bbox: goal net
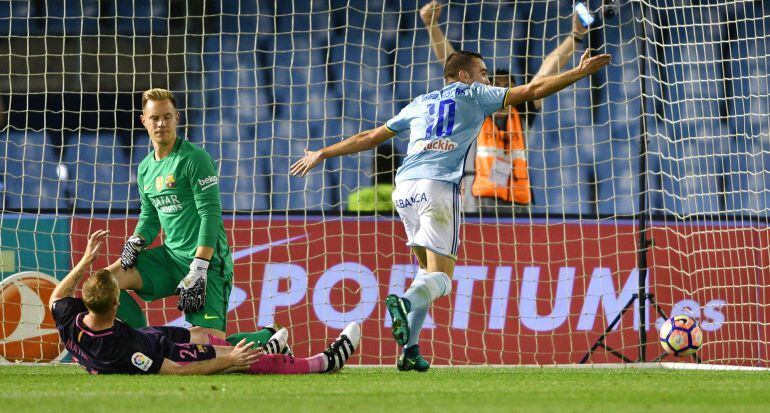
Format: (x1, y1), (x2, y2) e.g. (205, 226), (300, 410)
(1, 0), (768, 367)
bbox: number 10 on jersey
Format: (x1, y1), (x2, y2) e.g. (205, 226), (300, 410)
(425, 99), (456, 139)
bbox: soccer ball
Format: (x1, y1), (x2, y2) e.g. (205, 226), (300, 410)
(659, 315), (703, 356)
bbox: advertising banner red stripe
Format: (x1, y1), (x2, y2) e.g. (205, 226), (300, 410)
(70, 217), (769, 366)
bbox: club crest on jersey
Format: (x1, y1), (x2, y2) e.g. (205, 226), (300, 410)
(154, 175), (175, 191)
(409, 138), (457, 155)
(155, 176), (164, 191)
(131, 352), (153, 371)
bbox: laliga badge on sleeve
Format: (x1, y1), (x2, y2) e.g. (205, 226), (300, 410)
(131, 352), (154, 371)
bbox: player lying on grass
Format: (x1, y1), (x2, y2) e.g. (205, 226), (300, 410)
(291, 43), (610, 372)
(51, 230), (360, 375)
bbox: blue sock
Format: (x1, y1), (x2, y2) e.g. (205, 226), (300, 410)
(405, 305), (428, 349)
(401, 268), (429, 351)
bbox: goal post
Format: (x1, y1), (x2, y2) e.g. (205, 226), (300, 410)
(1, 0), (769, 367)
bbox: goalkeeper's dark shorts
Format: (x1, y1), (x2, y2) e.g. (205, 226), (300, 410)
(134, 246), (232, 332)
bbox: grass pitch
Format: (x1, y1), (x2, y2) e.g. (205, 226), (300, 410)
(1, 365), (769, 413)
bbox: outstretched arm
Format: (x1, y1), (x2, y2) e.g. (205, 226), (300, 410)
(420, 1), (456, 66)
(504, 49), (610, 108)
(290, 125), (396, 177)
(50, 230), (109, 307)
(159, 339), (260, 375)
(530, 13), (589, 110)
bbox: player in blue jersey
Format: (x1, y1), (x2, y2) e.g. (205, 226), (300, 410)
(291, 46), (610, 371)
(50, 230), (361, 375)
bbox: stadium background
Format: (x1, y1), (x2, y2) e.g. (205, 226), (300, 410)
(1, 0), (769, 366)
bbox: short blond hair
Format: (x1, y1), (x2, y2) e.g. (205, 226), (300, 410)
(82, 269), (119, 314)
(142, 88), (177, 110)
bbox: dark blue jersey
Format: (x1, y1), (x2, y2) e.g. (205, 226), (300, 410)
(52, 297), (214, 374)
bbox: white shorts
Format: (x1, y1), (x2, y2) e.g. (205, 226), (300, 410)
(392, 179), (461, 260)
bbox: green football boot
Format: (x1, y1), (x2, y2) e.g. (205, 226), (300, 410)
(397, 352), (430, 372)
(385, 294), (410, 346)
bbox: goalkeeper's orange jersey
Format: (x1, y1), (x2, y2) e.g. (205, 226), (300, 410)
(135, 137), (233, 274)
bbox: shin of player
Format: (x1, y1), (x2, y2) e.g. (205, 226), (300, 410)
(206, 324), (361, 375)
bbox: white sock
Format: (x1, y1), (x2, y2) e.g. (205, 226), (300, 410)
(406, 306), (428, 349)
(404, 269), (428, 349)
(402, 271), (452, 313)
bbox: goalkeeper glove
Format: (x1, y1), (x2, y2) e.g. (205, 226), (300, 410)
(120, 235), (146, 270)
(175, 257), (209, 313)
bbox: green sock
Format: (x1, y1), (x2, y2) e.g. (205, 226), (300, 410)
(116, 291), (147, 328)
(226, 328), (275, 349)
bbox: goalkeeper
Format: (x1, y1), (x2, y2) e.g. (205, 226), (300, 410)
(104, 88), (235, 341)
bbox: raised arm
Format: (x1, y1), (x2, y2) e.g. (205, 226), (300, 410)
(530, 13), (589, 110)
(50, 230), (109, 307)
(420, 1), (456, 66)
(290, 125), (396, 177)
(504, 49), (610, 108)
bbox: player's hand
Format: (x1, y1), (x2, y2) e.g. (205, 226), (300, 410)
(82, 230), (109, 265)
(120, 234), (146, 270)
(289, 149), (324, 177)
(572, 9), (589, 35)
(227, 339), (262, 369)
(576, 49), (611, 76)
(175, 258), (209, 312)
(420, 1), (443, 27)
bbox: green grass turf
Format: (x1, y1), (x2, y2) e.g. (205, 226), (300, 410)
(1, 365), (769, 413)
